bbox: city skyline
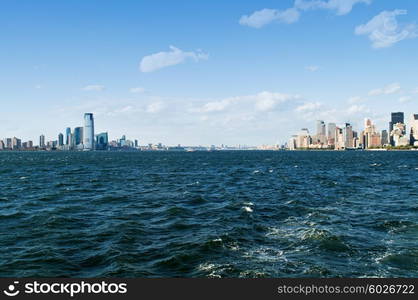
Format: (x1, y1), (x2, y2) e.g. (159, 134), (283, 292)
(1, 0), (418, 145)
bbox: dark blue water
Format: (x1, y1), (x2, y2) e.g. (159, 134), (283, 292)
(0, 151), (417, 277)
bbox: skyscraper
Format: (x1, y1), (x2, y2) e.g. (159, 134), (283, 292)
(58, 133), (64, 146)
(96, 132), (108, 150)
(343, 123), (354, 148)
(410, 114), (418, 146)
(316, 120), (326, 145)
(39, 135), (45, 148)
(74, 127), (84, 146)
(66, 127), (71, 145)
(83, 113), (94, 151)
(389, 112), (404, 146)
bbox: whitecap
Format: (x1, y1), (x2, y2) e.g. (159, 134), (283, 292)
(242, 206), (253, 213)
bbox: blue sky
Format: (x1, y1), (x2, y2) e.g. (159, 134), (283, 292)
(1, 0), (418, 145)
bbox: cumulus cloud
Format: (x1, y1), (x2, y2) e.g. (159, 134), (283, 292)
(368, 82), (401, 96)
(295, 102), (322, 112)
(295, 0), (371, 15)
(347, 104), (370, 114)
(193, 91), (300, 113)
(355, 10), (417, 48)
(139, 46), (208, 72)
(239, 0), (369, 28)
(239, 8), (300, 28)
(130, 87), (146, 93)
(83, 85), (105, 91)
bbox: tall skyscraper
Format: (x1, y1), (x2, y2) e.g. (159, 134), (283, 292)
(58, 133), (64, 146)
(343, 123), (354, 149)
(327, 123), (336, 143)
(410, 114), (418, 146)
(74, 127), (84, 145)
(389, 112), (404, 146)
(65, 127), (71, 145)
(381, 130), (388, 146)
(39, 135), (45, 148)
(83, 113), (94, 150)
(316, 120), (326, 144)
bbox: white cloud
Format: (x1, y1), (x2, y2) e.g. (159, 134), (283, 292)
(240, 0), (369, 28)
(254, 91), (297, 111)
(192, 91), (299, 113)
(83, 85), (105, 91)
(355, 10), (417, 48)
(399, 96), (412, 103)
(295, 0), (371, 16)
(347, 104), (370, 114)
(130, 87), (146, 93)
(295, 102), (322, 112)
(139, 46), (208, 72)
(305, 65), (319, 72)
(239, 8), (300, 28)
(368, 82), (401, 96)
(146, 102), (165, 113)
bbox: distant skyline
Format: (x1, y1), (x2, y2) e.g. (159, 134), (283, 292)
(1, 0), (418, 145)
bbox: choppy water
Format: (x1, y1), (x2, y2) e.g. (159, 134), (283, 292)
(0, 151), (418, 277)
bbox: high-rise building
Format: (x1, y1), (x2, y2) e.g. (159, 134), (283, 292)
(12, 137), (21, 150)
(39, 135), (45, 148)
(58, 133), (64, 146)
(391, 122), (408, 146)
(83, 113), (95, 150)
(96, 132), (108, 150)
(65, 127), (71, 145)
(389, 112), (404, 146)
(0, 140), (4, 150)
(316, 120), (326, 145)
(381, 130), (388, 146)
(4, 138), (12, 149)
(410, 114), (418, 146)
(74, 127), (84, 146)
(28, 141), (33, 148)
(134, 139), (138, 148)
(327, 123), (336, 146)
(296, 128), (311, 148)
(343, 123), (354, 149)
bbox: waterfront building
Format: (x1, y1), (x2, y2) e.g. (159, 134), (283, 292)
(410, 114), (418, 146)
(83, 113), (95, 150)
(381, 130), (388, 146)
(343, 123), (354, 148)
(58, 133), (64, 147)
(0, 140), (4, 150)
(39, 135), (45, 148)
(28, 141), (33, 148)
(288, 135), (297, 150)
(315, 120), (326, 145)
(74, 127), (83, 146)
(135, 139), (138, 148)
(5, 138), (12, 149)
(12, 137), (21, 150)
(389, 112), (404, 145)
(362, 118), (381, 149)
(65, 127), (71, 145)
(327, 123), (336, 147)
(390, 122), (409, 146)
(296, 128), (311, 148)
(96, 132), (109, 150)
(335, 127), (345, 150)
